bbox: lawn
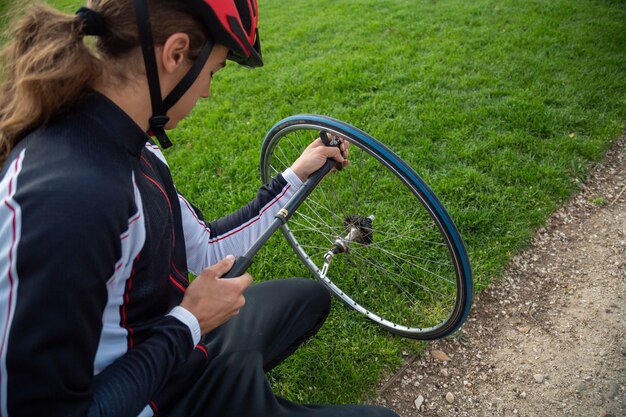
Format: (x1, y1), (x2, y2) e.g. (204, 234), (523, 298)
(5, 0), (625, 405)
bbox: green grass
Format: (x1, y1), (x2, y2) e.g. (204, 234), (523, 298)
(6, 0), (626, 405)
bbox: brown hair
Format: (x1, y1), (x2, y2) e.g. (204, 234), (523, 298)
(0, 0), (208, 166)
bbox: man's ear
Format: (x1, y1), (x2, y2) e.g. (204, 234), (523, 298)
(160, 33), (191, 74)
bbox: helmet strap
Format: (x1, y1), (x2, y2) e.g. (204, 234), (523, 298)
(163, 40), (213, 111)
(133, 0), (214, 149)
(133, 0), (171, 148)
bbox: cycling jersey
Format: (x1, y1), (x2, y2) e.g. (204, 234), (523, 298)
(0, 92), (303, 417)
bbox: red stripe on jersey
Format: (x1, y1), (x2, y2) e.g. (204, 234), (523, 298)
(209, 184), (291, 243)
(169, 276), (187, 293)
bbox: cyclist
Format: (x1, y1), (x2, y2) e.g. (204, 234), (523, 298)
(0, 1), (398, 416)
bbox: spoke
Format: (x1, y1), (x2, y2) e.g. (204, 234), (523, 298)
(350, 241), (453, 268)
(295, 204), (338, 233)
(289, 214), (336, 244)
(304, 248), (332, 260)
(287, 223), (341, 235)
(374, 217), (445, 245)
(298, 195), (343, 227)
(346, 254), (421, 308)
(378, 219), (438, 237)
(342, 252), (431, 325)
(346, 249), (452, 298)
(287, 224), (342, 241)
(323, 175), (343, 216)
(354, 147), (368, 214)
(312, 170), (339, 213)
(348, 232), (452, 266)
(291, 131), (310, 155)
(297, 243), (336, 255)
(290, 213), (343, 240)
(361, 243), (456, 285)
(339, 253), (443, 325)
(349, 147), (359, 214)
(297, 203), (339, 230)
(274, 144), (294, 168)
(368, 229), (448, 248)
(362, 234), (446, 252)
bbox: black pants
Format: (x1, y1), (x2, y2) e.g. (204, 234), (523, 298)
(155, 278), (399, 417)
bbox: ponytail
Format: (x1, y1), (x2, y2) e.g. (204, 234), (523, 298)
(0, 0), (209, 167)
(0, 4), (102, 166)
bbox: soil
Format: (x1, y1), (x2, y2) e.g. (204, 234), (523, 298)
(374, 135), (626, 417)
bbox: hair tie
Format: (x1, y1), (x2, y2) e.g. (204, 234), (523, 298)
(76, 7), (105, 36)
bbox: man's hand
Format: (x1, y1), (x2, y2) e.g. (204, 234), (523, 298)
(180, 255), (252, 335)
(290, 137), (350, 182)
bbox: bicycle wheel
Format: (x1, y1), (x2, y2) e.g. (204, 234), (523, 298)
(260, 115), (473, 339)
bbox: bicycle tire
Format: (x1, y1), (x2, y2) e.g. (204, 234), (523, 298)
(260, 115), (473, 339)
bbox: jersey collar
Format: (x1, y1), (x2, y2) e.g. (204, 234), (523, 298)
(80, 92), (152, 158)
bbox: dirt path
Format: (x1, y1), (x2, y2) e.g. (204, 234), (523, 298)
(374, 136), (626, 417)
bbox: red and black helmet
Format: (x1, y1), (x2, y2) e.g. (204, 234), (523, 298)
(187, 0), (262, 68)
(133, 0), (263, 148)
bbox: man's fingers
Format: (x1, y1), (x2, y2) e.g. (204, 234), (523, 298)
(207, 257), (255, 284)
(339, 141), (349, 159)
(230, 273), (253, 290)
(326, 146), (346, 168)
(209, 255), (236, 277)
(221, 274), (252, 312)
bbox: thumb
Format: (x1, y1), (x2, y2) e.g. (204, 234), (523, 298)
(213, 255), (236, 277)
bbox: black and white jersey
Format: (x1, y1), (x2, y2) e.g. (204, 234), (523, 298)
(0, 92), (302, 417)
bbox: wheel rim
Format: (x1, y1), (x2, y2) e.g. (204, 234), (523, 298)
(261, 119), (471, 339)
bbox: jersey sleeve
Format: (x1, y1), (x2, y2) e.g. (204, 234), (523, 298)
(0, 149), (193, 417)
(179, 168), (303, 275)
(86, 315), (193, 417)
